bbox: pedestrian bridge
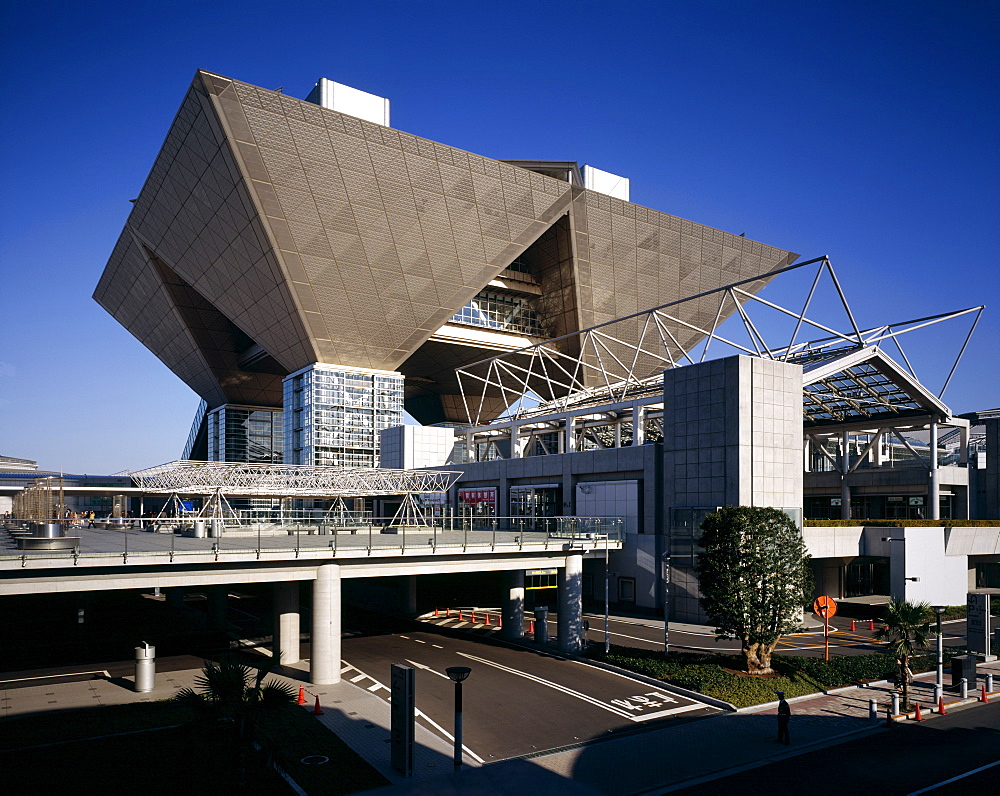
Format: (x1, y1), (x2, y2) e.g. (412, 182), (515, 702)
(1, 517), (623, 685)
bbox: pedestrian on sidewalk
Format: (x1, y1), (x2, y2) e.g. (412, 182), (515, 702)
(776, 692), (791, 745)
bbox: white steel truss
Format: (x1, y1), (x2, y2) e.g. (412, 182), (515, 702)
(130, 460), (460, 498)
(455, 256), (984, 426)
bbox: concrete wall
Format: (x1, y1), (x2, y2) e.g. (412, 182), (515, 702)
(663, 355), (803, 513)
(575, 480), (639, 533)
(865, 526), (970, 605)
(380, 425), (455, 469)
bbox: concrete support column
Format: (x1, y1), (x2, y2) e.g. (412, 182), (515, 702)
(841, 430), (851, 520)
(565, 415), (576, 453)
(511, 424), (520, 458)
(466, 433), (476, 463)
(311, 562), (342, 685)
(208, 585), (228, 631)
(614, 419), (622, 449)
(929, 420), (940, 520)
(401, 575), (417, 615)
(803, 437), (810, 472)
(273, 582), (300, 665)
(557, 554), (584, 654)
(501, 570), (525, 641)
(632, 406), (645, 446)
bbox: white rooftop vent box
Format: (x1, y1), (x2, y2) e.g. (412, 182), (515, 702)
(306, 78), (390, 127)
(583, 164), (630, 202)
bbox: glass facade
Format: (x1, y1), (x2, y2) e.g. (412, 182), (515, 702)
(207, 405), (284, 463)
(450, 289), (545, 337)
(283, 364), (403, 467)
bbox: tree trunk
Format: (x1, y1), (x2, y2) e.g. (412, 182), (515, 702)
(900, 658), (910, 709)
(744, 640), (777, 675)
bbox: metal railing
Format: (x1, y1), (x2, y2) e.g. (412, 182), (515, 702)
(0, 516), (623, 566)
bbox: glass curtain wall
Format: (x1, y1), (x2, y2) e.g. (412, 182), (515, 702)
(283, 364), (403, 467)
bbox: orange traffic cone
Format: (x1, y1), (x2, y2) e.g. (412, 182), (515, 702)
(297, 686), (307, 705)
(938, 695), (946, 715)
(982, 685), (989, 703)
(434, 607), (439, 617)
(446, 607), (451, 618)
(485, 613), (491, 625)
(313, 696), (324, 715)
(459, 610), (464, 621)
(913, 703), (923, 721)
(529, 619), (535, 634)
(471, 611), (477, 623)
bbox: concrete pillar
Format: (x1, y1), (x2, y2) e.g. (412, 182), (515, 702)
(841, 430), (851, 520)
(274, 581), (300, 665)
(557, 554), (584, 654)
(511, 424), (521, 458)
(466, 433), (476, 463)
(311, 562), (342, 684)
(929, 420), (940, 520)
(565, 414), (576, 453)
(614, 419), (622, 449)
(208, 585), (228, 631)
(501, 570), (525, 641)
(401, 575), (418, 615)
(632, 406), (645, 446)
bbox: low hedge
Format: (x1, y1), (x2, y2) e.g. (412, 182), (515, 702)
(587, 646), (953, 708)
(804, 519), (999, 527)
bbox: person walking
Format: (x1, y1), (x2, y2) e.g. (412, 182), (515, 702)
(776, 692), (791, 745)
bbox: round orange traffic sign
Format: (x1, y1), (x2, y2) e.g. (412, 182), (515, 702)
(813, 595), (837, 618)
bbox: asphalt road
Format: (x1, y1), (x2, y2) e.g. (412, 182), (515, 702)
(674, 700), (1000, 795)
(425, 608), (972, 658)
(339, 626), (718, 761)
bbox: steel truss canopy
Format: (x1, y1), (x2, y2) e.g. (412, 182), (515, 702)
(455, 256), (984, 428)
(129, 461), (460, 497)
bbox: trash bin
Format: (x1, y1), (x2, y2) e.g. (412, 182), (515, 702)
(210, 519), (223, 538)
(951, 655), (976, 688)
(192, 521), (206, 538)
(135, 643), (155, 693)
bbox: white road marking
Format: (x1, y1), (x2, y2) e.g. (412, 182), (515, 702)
(453, 621), (469, 628)
(413, 639), (426, 643)
(341, 660), (485, 764)
(0, 670), (111, 684)
(341, 664), (354, 673)
(404, 659), (450, 679)
(399, 635), (410, 640)
(907, 759), (1000, 794)
(456, 652), (644, 721)
(350, 674), (367, 683)
(432, 644), (443, 649)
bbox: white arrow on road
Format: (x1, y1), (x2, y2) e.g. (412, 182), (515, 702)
(404, 659), (450, 679)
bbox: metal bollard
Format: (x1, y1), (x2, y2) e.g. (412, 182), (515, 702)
(135, 642), (155, 693)
(534, 607), (549, 644)
(869, 698), (878, 722)
(934, 683), (942, 704)
(960, 678), (968, 699)
(891, 692), (900, 716)
(988, 674), (994, 693)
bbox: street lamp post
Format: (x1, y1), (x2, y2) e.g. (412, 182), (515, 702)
(604, 531), (610, 654)
(445, 666), (471, 771)
(932, 605), (947, 692)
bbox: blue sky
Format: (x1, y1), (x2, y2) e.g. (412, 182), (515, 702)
(1, 0), (997, 473)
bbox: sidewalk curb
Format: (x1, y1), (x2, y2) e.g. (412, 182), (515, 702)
(641, 724), (888, 794)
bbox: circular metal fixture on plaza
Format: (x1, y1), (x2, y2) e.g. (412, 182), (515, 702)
(300, 755), (329, 766)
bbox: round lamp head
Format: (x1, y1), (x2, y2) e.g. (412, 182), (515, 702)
(446, 666), (472, 683)
(932, 605), (947, 615)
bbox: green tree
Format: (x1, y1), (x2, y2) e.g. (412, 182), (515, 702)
(175, 655), (298, 784)
(873, 599), (931, 708)
(696, 506), (812, 675)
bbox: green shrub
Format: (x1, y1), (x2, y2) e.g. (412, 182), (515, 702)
(804, 519), (999, 527)
(588, 646), (948, 708)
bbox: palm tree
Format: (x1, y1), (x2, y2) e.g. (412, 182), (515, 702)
(873, 599), (932, 709)
(175, 654), (298, 784)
